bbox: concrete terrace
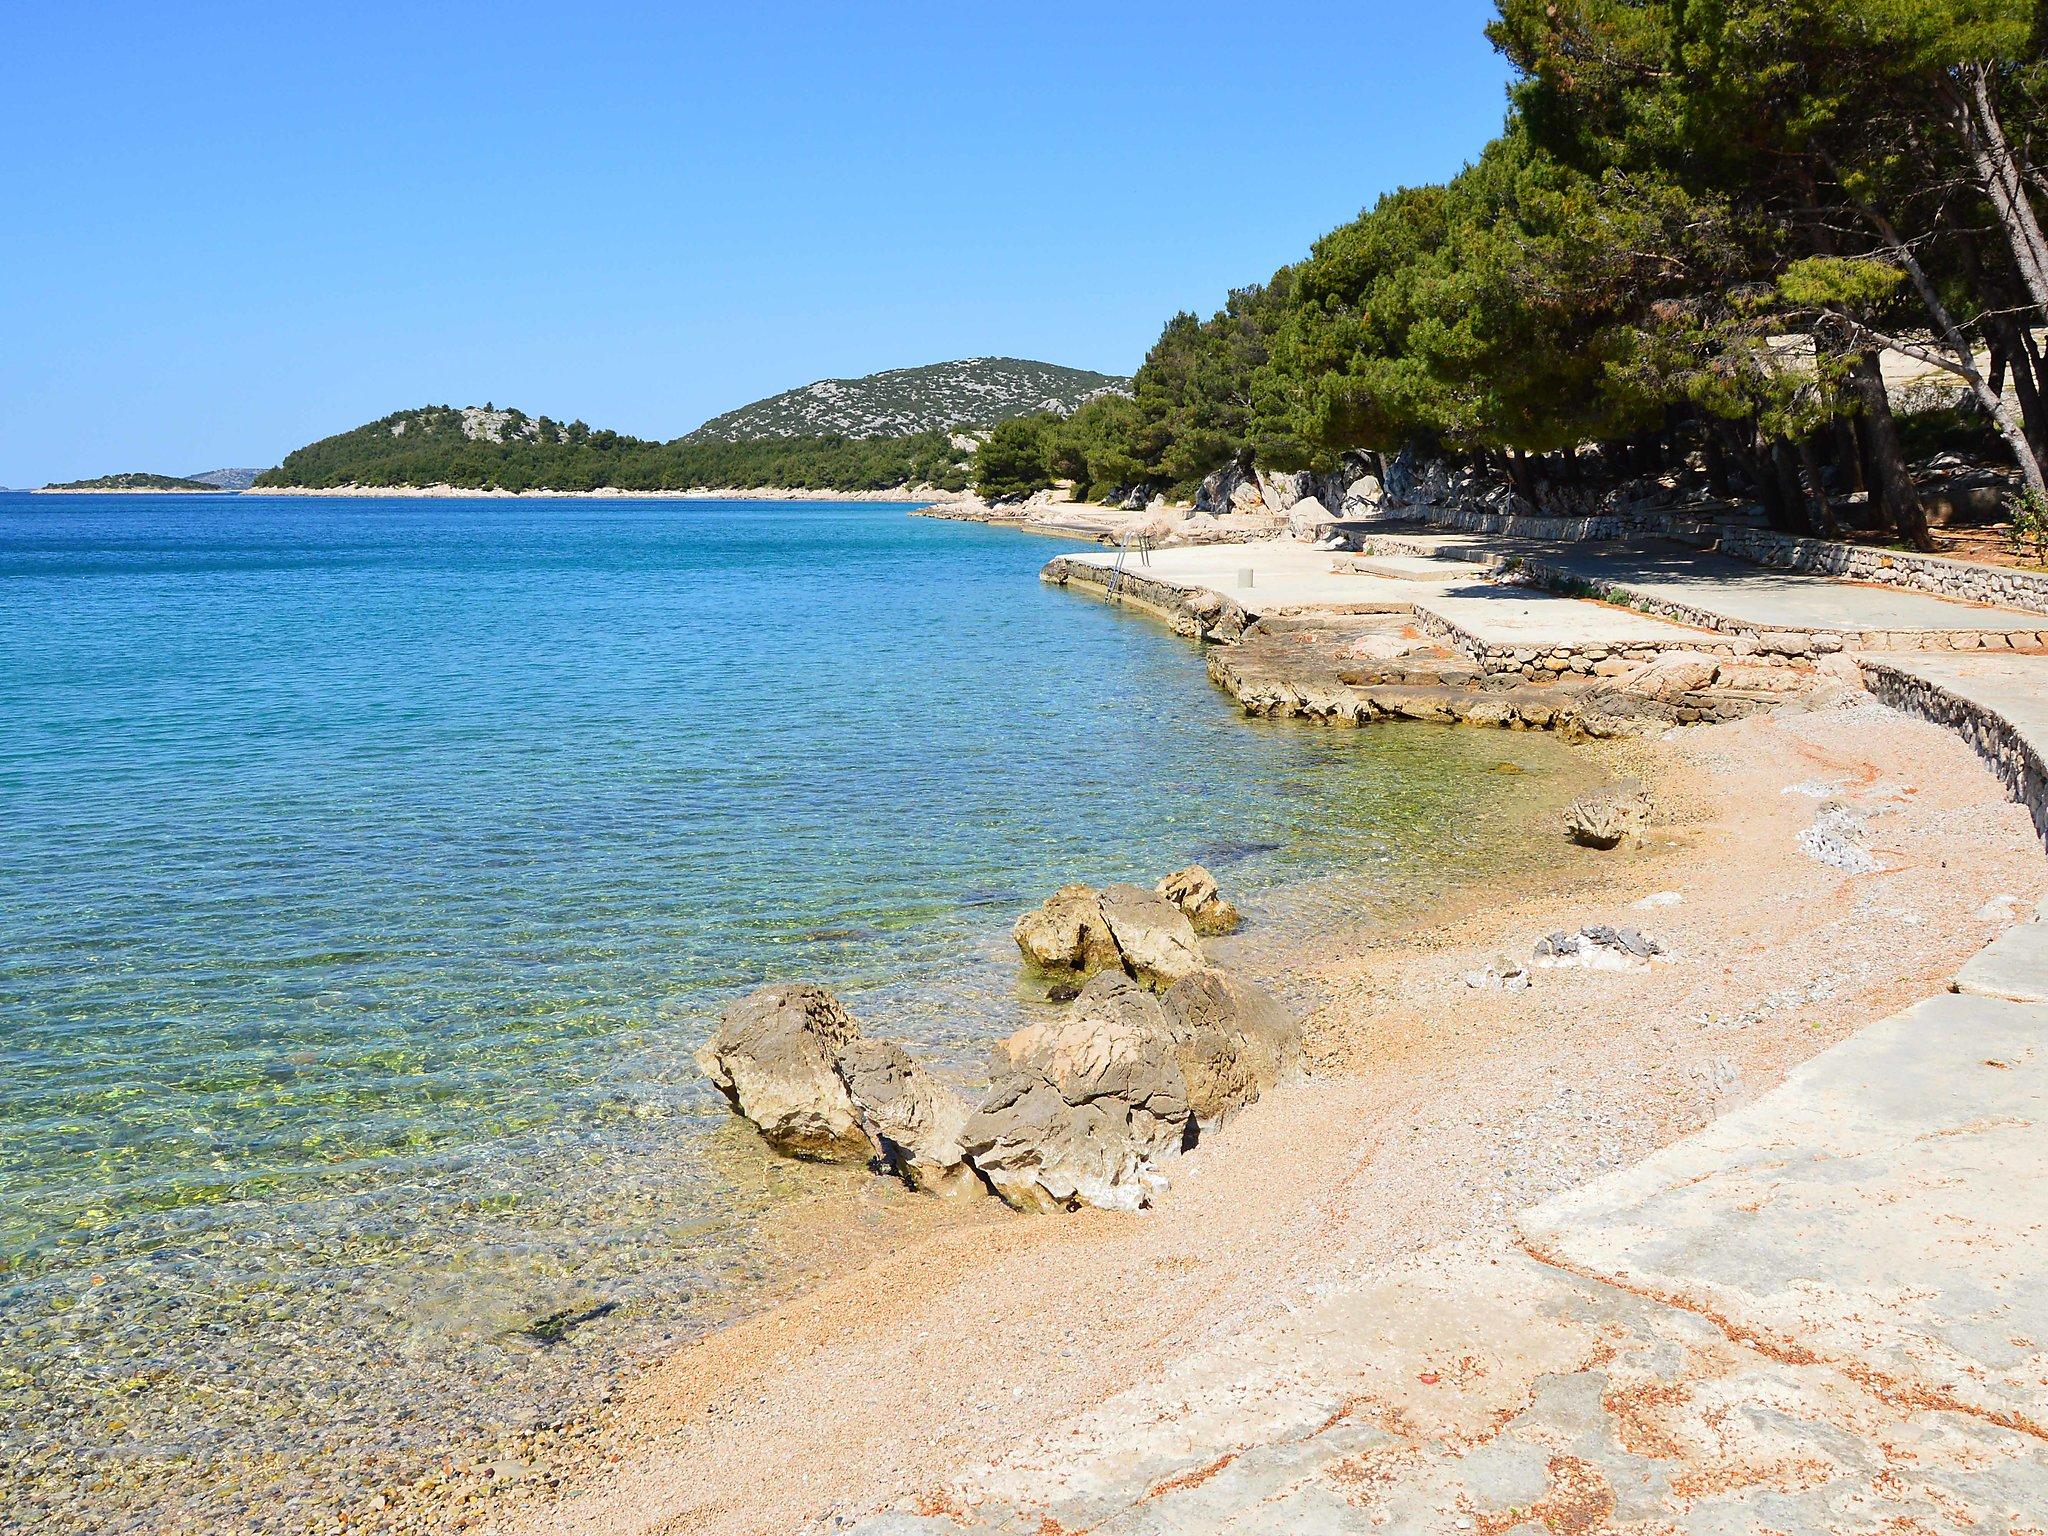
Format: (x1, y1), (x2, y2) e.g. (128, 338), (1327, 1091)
(1357, 531), (2048, 651)
(1065, 542), (1726, 653)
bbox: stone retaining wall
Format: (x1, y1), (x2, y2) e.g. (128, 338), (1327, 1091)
(1860, 662), (2048, 845)
(1714, 527), (2048, 616)
(1511, 556), (2048, 655)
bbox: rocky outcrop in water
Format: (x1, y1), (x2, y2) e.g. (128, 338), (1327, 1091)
(1014, 882), (1206, 996)
(701, 899), (1296, 1213)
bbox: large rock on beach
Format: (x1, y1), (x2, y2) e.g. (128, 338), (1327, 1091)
(1155, 864), (1242, 936)
(834, 1038), (978, 1197)
(963, 973), (1194, 1213)
(1284, 495), (1338, 542)
(1563, 780), (1653, 849)
(696, 983), (871, 1161)
(1159, 968), (1297, 1122)
(1619, 651), (1719, 703)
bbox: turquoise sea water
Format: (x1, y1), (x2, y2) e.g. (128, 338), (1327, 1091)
(0, 493), (1592, 1530)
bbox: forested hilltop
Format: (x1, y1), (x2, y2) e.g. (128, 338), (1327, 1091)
(686, 358), (1126, 442)
(976, 0), (2048, 552)
(257, 359), (1127, 493)
(43, 472), (218, 492)
(256, 405), (971, 493)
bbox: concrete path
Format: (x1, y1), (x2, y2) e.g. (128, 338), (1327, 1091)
(1366, 532), (2048, 650)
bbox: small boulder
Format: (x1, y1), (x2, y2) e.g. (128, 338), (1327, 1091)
(696, 984), (871, 1161)
(835, 1038), (979, 1197)
(1154, 864), (1242, 936)
(1097, 884), (1205, 989)
(1564, 780), (1652, 849)
(963, 973), (1193, 1213)
(1285, 495), (1337, 542)
(1618, 651), (1719, 703)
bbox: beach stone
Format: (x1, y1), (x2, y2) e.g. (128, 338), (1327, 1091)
(1096, 884), (1205, 989)
(1013, 884), (1122, 996)
(695, 983), (871, 1161)
(962, 973), (1193, 1213)
(834, 1038), (979, 1197)
(1159, 968), (1298, 1121)
(1154, 864), (1241, 937)
(1619, 650), (1719, 703)
(1563, 780), (1653, 849)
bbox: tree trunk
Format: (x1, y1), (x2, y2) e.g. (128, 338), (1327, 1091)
(1846, 351), (1935, 551)
(1795, 438), (1840, 538)
(1832, 415), (1867, 498)
(1767, 439), (1810, 534)
(1702, 430), (1733, 500)
(1948, 63), (2048, 320)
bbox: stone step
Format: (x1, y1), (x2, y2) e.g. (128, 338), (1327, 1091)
(1955, 919), (2048, 1004)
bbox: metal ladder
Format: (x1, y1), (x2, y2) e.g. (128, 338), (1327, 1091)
(1105, 528), (1152, 598)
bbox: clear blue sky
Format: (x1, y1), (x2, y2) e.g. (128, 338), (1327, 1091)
(1, 1), (1515, 485)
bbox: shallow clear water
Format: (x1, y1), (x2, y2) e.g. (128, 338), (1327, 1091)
(0, 493), (1592, 1528)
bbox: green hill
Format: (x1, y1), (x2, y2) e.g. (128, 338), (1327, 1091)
(253, 404), (972, 494)
(43, 472), (219, 492)
(255, 360), (1127, 493)
(685, 357), (1128, 442)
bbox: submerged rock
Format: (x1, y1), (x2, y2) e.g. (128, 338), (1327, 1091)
(1563, 780), (1653, 849)
(695, 983), (870, 1161)
(1155, 864), (1242, 936)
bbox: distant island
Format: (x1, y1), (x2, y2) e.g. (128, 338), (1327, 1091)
(40, 472), (223, 493)
(254, 358), (1128, 494)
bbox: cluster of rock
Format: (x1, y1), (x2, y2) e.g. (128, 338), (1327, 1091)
(697, 868), (1296, 1214)
(1012, 865), (1240, 997)
(1533, 925), (1666, 968)
(1188, 457), (1390, 544)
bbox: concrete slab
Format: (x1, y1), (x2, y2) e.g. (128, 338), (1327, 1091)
(1066, 543), (1721, 651)
(1519, 991), (2048, 1435)
(849, 1244), (2048, 1535)
(1370, 531), (2048, 643)
(1956, 921), (2048, 1004)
